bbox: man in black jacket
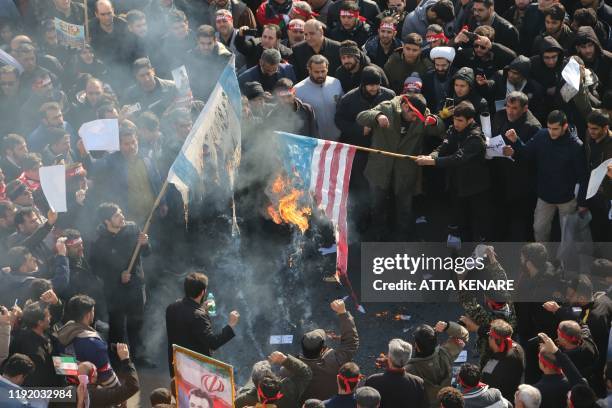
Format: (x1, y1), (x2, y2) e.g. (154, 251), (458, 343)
(122, 58), (178, 118)
(291, 19), (341, 81)
(491, 91), (541, 241)
(574, 26), (612, 94)
(556, 320), (600, 393)
(235, 24), (293, 68)
(335, 67), (394, 234)
(328, 1), (372, 47)
(325, 0), (379, 32)
(529, 36), (566, 117)
(165, 272), (239, 376)
(480, 319), (525, 402)
(365, 338), (428, 408)
(416, 101), (491, 241)
(90, 202), (151, 367)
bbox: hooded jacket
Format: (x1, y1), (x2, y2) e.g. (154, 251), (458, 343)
(532, 23), (575, 57)
(431, 120), (490, 198)
(401, 0), (443, 39)
(574, 26), (612, 93)
(56, 321), (118, 388)
(405, 322), (469, 408)
(334, 52), (389, 92)
(450, 67), (488, 117)
(384, 50), (433, 95)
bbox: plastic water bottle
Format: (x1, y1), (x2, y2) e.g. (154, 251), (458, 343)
(206, 292), (217, 316)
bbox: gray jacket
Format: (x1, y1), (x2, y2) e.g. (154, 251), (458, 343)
(463, 385), (512, 408)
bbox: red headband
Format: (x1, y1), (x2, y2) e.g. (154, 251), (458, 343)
(65, 237), (83, 246)
(485, 298), (506, 310)
(426, 32), (448, 43)
(457, 376), (486, 391)
(257, 386), (284, 406)
(216, 13), (233, 22)
(401, 95), (426, 123)
(337, 374), (360, 393)
(538, 353), (562, 373)
(292, 6), (317, 18)
(340, 9), (365, 21)
(288, 21), (305, 31)
(557, 328), (581, 345)
(489, 329), (513, 352)
(379, 22), (396, 31)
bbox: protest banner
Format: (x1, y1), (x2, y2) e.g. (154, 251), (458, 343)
(172, 345), (234, 408)
(54, 17), (85, 49)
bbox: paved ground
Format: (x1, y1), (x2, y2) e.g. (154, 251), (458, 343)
(125, 215), (474, 407)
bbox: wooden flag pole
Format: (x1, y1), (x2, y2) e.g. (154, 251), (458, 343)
(125, 180), (169, 276)
(84, 0), (89, 42)
(353, 145), (419, 160)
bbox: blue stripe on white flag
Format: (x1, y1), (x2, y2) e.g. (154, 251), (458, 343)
(170, 151), (200, 189)
(275, 132), (319, 191)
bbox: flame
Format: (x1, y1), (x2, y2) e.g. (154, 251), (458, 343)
(266, 174), (312, 233)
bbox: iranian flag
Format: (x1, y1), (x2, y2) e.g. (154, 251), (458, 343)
(53, 356), (78, 376)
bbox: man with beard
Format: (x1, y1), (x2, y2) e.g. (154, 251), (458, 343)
(329, 1), (372, 47)
(69, 77), (106, 130)
(295, 55), (344, 141)
(0, 134), (28, 182)
(579, 0), (612, 26)
(238, 48), (296, 93)
(267, 78), (317, 137)
(491, 91), (541, 241)
(584, 110), (611, 242)
(422, 46), (456, 112)
(484, 56), (545, 121)
(335, 67), (395, 234)
(326, 0), (380, 32)
(532, 4), (575, 56)
(358, 93), (444, 241)
(185, 25), (232, 100)
(28, 102), (77, 154)
(466, 0), (519, 50)
(291, 19), (341, 81)
(384, 33), (432, 95)
(208, 0), (256, 28)
(334, 40), (388, 93)
(215, 10), (247, 71)
(529, 36), (566, 115)
(574, 26), (612, 95)
(452, 26), (517, 80)
(363, 16), (402, 69)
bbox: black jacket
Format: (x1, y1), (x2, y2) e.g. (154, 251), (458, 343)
(89, 222), (150, 304)
(432, 121), (490, 197)
(9, 329), (64, 387)
(453, 42), (517, 80)
(531, 24), (575, 57)
(326, 0), (380, 31)
(535, 349), (589, 408)
(432, 123), (490, 197)
(290, 38), (342, 81)
(491, 108), (541, 201)
(466, 12), (519, 51)
(574, 26), (612, 94)
(266, 97), (319, 138)
(365, 368), (428, 408)
(518, 4), (545, 55)
(184, 44), (233, 100)
(234, 33), (293, 68)
(334, 52), (388, 93)
(329, 21), (372, 47)
(480, 343), (525, 402)
(362, 35), (403, 68)
(563, 327), (599, 389)
(422, 67), (456, 113)
(122, 77), (178, 117)
(335, 84), (395, 147)
(165, 297), (235, 376)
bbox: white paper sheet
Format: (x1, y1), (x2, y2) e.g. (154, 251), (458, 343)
(586, 158), (612, 200)
(79, 119), (119, 152)
(39, 165), (67, 212)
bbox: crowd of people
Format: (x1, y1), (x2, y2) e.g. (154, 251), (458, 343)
(0, 0), (611, 406)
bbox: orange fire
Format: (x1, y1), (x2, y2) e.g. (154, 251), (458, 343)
(267, 174), (312, 233)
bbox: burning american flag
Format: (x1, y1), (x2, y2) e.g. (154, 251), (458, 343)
(273, 132), (364, 312)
